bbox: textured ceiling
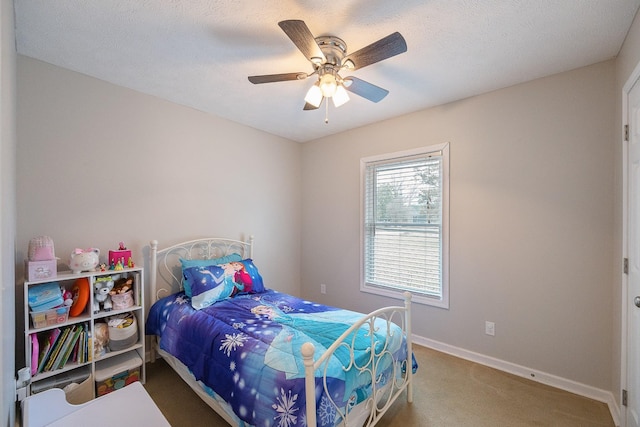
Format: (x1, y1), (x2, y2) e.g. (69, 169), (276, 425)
(14, 0), (640, 142)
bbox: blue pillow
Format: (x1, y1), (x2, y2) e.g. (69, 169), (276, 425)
(180, 253), (242, 297)
(184, 265), (232, 309)
(180, 253), (242, 269)
(235, 259), (265, 294)
(183, 259), (265, 309)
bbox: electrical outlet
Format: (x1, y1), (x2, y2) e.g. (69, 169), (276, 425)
(485, 321), (495, 336)
(320, 283), (326, 294)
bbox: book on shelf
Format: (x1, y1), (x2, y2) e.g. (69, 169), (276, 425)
(50, 325), (74, 370)
(43, 326), (71, 372)
(87, 328), (93, 362)
(54, 324), (82, 370)
(36, 328), (60, 374)
(78, 329), (85, 364)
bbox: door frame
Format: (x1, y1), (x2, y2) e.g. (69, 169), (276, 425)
(621, 58), (640, 427)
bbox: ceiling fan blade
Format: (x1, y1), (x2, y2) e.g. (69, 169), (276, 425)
(278, 20), (326, 63)
(343, 32), (407, 70)
(303, 97), (323, 110)
(248, 72), (307, 84)
(343, 77), (389, 102)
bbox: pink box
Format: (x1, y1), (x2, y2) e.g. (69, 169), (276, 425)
(108, 250), (132, 267)
(25, 260), (57, 281)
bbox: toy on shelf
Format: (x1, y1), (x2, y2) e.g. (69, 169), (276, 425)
(110, 277), (134, 310)
(108, 242), (132, 271)
(93, 276), (114, 313)
(94, 322), (109, 358)
(61, 287), (73, 306)
(69, 277), (90, 317)
(69, 248), (100, 274)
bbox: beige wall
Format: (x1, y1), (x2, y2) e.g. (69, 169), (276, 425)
(15, 55), (302, 362)
(1, 0), (16, 425)
(301, 60), (616, 390)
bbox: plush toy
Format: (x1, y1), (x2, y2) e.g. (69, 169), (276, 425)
(93, 277), (114, 313)
(110, 277), (133, 295)
(61, 287), (73, 306)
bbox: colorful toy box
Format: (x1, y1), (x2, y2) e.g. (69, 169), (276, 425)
(108, 250), (132, 267)
(94, 352), (142, 397)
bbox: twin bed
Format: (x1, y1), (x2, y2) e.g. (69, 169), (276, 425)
(146, 237), (416, 427)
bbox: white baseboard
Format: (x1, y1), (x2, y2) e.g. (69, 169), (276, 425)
(412, 334), (621, 427)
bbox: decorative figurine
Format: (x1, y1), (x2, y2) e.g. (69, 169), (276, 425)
(69, 248), (100, 274)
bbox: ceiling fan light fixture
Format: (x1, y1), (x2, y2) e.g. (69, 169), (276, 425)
(319, 73), (337, 97)
(304, 83), (323, 108)
(332, 84), (350, 107)
(248, 20), (407, 115)
(343, 59), (355, 70)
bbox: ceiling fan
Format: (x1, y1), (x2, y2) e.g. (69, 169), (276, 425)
(248, 20), (407, 114)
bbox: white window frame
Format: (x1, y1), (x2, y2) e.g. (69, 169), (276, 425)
(360, 143), (449, 309)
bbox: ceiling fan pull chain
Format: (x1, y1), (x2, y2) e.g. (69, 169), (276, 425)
(325, 99), (329, 124)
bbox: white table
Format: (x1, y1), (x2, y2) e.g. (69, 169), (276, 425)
(22, 381), (170, 427)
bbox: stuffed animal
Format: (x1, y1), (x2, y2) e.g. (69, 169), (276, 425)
(61, 287), (73, 306)
(110, 277), (133, 296)
(93, 277), (114, 313)
(69, 248), (100, 274)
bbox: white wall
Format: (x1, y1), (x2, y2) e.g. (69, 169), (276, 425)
(1, 0), (17, 425)
(301, 60), (616, 391)
(15, 56), (302, 365)
(613, 7), (640, 409)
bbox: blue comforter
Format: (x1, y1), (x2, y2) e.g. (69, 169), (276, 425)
(146, 289), (414, 427)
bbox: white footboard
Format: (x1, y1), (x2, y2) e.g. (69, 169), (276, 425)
(302, 293), (413, 427)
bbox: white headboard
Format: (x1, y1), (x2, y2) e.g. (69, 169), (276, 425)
(149, 236), (254, 303)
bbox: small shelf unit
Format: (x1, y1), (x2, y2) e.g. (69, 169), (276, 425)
(22, 267), (145, 399)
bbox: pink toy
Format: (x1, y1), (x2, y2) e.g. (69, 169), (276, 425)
(69, 248), (100, 274)
(61, 287), (73, 306)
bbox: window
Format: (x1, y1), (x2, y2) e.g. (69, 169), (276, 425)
(361, 143), (449, 308)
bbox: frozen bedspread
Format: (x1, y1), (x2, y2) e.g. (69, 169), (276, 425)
(146, 289), (416, 427)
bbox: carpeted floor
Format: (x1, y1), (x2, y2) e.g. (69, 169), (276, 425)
(143, 345), (615, 427)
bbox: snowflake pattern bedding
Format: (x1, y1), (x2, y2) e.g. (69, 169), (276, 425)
(146, 289), (415, 427)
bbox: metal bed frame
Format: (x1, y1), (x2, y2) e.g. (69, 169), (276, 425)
(148, 236), (413, 427)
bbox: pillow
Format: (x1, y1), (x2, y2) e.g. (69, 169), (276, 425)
(180, 253), (243, 269)
(183, 259), (265, 309)
(233, 259), (265, 294)
(180, 253), (243, 297)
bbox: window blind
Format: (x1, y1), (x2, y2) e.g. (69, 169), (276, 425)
(364, 152), (443, 298)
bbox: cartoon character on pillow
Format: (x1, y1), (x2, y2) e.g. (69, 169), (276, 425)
(221, 261), (253, 295)
(231, 261), (253, 292)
